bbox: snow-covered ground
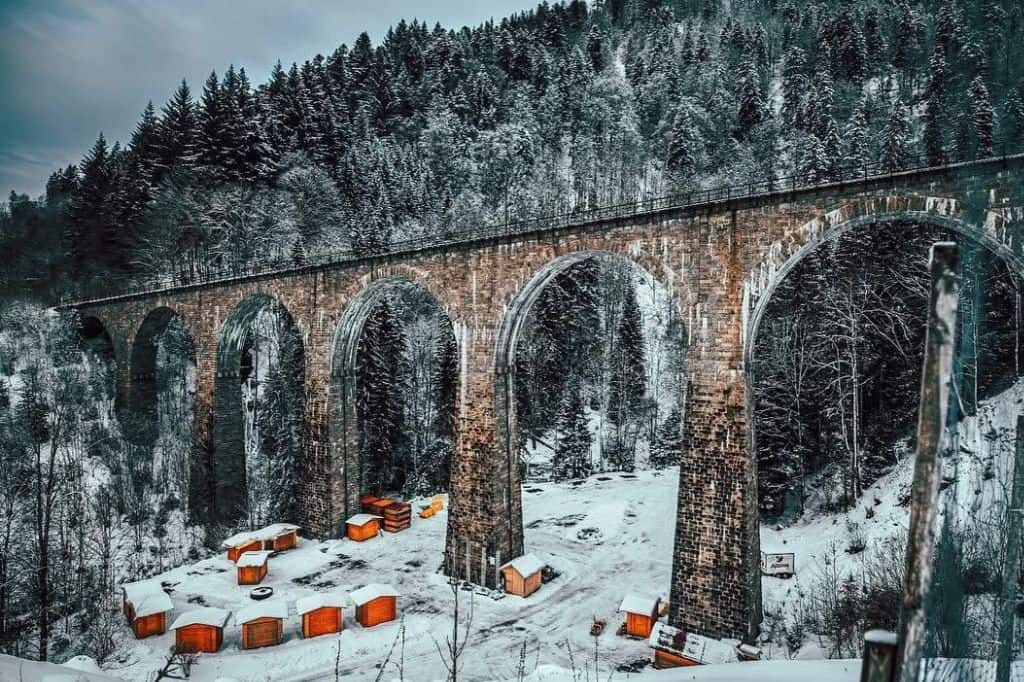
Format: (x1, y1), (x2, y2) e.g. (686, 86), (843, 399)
(65, 381), (1024, 681)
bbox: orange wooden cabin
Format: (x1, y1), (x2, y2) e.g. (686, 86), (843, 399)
(350, 584), (400, 627)
(129, 590), (173, 639)
(345, 513), (382, 542)
(259, 523), (300, 551)
(121, 580), (163, 622)
(618, 594), (660, 638)
(170, 607), (229, 654)
(236, 550), (272, 585)
(296, 592), (347, 638)
(222, 531), (264, 562)
(648, 622), (738, 668)
(500, 554), (545, 598)
(236, 600), (288, 650)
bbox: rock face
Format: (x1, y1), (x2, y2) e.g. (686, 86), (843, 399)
(68, 156), (1024, 640)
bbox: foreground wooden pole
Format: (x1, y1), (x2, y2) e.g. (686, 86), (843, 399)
(995, 415), (1024, 682)
(896, 242), (960, 682)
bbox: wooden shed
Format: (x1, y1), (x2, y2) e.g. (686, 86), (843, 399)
(500, 554), (545, 598)
(345, 513), (382, 542)
(236, 599), (288, 650)
(296, 592), (347, 638)
(618, 594), (660, 638)
(259, 522), (300, 552)
(170, 607), (229, 654)
(236, 550), (273, 585)
(120, 579), (163, 622)
(350, 584), (400, 627)
(648, 622), (737, 669)
(222, 531), (264, 562)
(129, 590), (173, 639)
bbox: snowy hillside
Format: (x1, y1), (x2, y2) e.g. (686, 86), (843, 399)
(35, 383), (1024, 681)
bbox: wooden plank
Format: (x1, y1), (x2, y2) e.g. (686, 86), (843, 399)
(995, 415), (1024, 682)
(896, 243), (959, 682)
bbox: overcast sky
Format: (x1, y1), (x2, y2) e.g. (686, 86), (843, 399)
(0, 0), (540, 198)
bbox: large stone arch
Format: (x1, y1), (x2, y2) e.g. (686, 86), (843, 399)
(492, 248), (687, 580)
(738, 197), (1024, 637)
(211, 293), (306, 524)
(126, 306), (196, 447)
(328, 275), (458, 534)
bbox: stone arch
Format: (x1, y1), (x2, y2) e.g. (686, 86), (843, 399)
(328, 276), (458, 533)
(212, 293), (306, 524)
(493, 249), (687, 567)
(126, 306), (196, 447)
(75, 313), (121, 417)
(740, 201), (1024, 635)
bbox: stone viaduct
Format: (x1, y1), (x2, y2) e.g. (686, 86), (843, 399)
(62, 155), (1024, 641)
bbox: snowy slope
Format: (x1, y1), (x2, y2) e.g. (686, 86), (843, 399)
(91, 381), (1024, 681)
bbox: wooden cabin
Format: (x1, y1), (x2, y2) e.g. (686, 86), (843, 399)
(222, 531), (264, 562)
(345, 514), (382, 542)
(500, 554), (545, 598)
(648, 622), (737, 669)
(129, 590), (173, 639)
(236, 600), (288, 650)
(350, 584), (400, 627)
(259, 523), (300, 552)
(170, 607), (229, 654)
(120, 579), (163, 622)
(618, 594), (660, 638)
(236, 550), (272, 585)
(296, 592), (347, 638)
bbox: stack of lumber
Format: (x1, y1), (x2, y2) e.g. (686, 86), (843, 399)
(382, 502), (411, 533)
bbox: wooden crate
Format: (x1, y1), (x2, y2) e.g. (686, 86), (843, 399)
(356, 596), (397, 627)
(131, 611), (167, 639)
(367, 498), (394, 515)
(359, 495), (380, 513)
(347, 517), (380, 542)
(227, 539), (263, 563)
(382, 502), (411, 533)
(302, 606), (343, 638)
(241, 617), (283, 650)
(175, 624), (222, 654)
(238, 561), (268, 585)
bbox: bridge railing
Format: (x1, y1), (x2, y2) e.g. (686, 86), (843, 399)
(60, 148), (1024, 307)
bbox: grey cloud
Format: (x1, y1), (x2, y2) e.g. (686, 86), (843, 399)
(0, 0), (539, 198)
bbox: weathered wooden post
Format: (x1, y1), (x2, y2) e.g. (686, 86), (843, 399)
(895, 242), (960, 682)
(861, 630), (898, 682)
(995, 415), (1024, 682)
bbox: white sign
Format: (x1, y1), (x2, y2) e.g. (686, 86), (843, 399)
(760, 551), (795, 577)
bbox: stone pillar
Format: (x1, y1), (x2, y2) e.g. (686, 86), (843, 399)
(669, 215), (762, 641)
(444, 323), (523, 588)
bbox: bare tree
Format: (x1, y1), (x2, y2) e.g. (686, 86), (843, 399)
(434, 579), (475, 682)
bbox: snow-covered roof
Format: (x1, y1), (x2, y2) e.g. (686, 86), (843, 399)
(121, 579), (163, 604)
(501, 553), (545, 577)
(346, 513), (381, 526)
(295, 592), (348, 615)
(647, 622), (736, 664)
(618, 593), (659, 615)
(258, 522), (300, 538)
(349, 583), (400, 606)
(236, 550), (273, 567)
(169, 607), (230, 630)
(221, 531), (262, 548)
(132, 590), (173, 618)
(235, 599), (288, 625)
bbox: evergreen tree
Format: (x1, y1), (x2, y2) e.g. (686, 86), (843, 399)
(734, 54), (764, 140)
(666, 101), (704, 187)
(196, 71), (229, 175)
(649, 405), (682, 468)
(923, 48), (948, 166)
(552, 385), (592, 481)
(970, 76), (996, 158)
(157, 80), (197, 173)
(881, 100), (912, 171)
(68, 134), (125, 277)
(606, 283), (645, 471)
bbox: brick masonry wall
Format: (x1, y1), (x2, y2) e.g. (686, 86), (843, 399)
(73, 164), (1024, 640)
